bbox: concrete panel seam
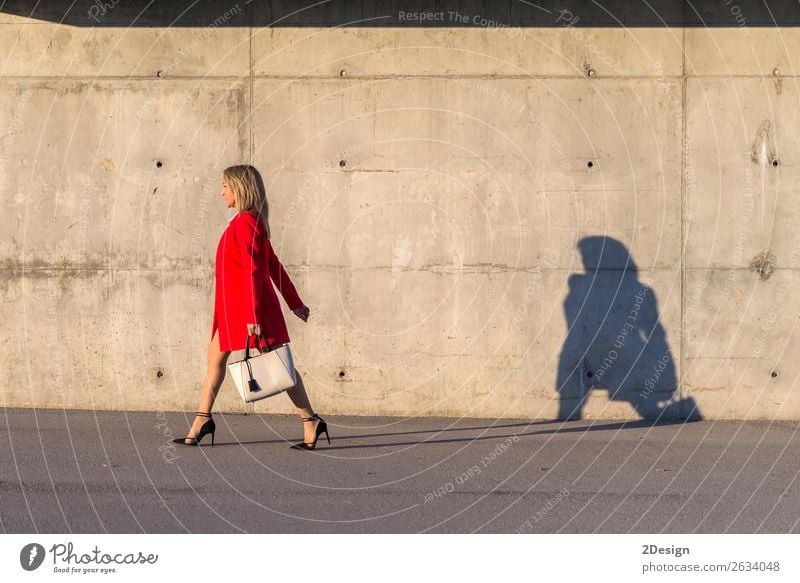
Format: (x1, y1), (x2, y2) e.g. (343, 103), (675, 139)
(4, 74), (792, 80)
(680, 8), (687, 408)
(0, 75), (249, 81)
(249, 74), (688, 80)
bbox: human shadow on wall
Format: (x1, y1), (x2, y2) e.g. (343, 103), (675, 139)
(556, 236), (701, 422)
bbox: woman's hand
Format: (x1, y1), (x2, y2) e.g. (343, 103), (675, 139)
(293, 305), (310, 322)
(247, 323), (261, 336)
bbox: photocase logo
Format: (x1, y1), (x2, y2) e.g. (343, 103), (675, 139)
(20, 543), (46, 571)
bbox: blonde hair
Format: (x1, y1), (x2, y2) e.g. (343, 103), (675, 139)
(223, 164), (271, 239)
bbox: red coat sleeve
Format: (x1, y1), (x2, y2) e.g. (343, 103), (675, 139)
(267, 238), (304, 311)
(233, 212), (304, 321)
(231, 214), (261, 325)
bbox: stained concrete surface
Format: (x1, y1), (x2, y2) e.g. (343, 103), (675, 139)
(2, 1), (800, 420)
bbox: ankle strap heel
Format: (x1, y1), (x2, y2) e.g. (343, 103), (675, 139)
(172, 412), (215, 447)
(291, 414), (330, 451)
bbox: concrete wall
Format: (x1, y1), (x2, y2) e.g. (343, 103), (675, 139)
(2, 1), (799, 420)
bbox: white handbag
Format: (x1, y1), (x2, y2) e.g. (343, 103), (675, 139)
(227, 333), (297, 403)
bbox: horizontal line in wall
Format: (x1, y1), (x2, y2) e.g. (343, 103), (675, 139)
(0, 76), (249, 82)
(258, 74), (796, 80)
(252, 74), (685, 80)
(683, 266), (795, 270)
(685, 74), (797, 78)
(2, 265), (684, 274)
(0, 74), (795, 82)
(6, 267), (796, 281)
(5, 264), (794, 273)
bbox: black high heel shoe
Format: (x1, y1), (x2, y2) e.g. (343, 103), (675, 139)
(290, 413), (330, 450)
(172, 412), (215, 447)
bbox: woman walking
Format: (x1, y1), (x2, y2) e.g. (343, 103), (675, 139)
(173, 164), (329, 450)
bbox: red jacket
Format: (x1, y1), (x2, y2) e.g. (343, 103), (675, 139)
(211, 210), (304, 352)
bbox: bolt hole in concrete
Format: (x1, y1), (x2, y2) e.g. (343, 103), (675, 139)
(156, 370), (163, 378)
(156, 161), (163, 168)
(339, 69), (347, 77)
(771, 371), (779, 379)
(339, 160), (346, 168)
(338, 370), (346, 378)
(772, 159), (780, 167)
(587, 161), (594, 168)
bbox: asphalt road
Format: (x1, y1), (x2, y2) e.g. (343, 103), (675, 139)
(1, 408), (799, 533)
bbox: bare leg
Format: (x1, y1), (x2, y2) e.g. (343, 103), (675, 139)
(184, 330), (230, 441)
(285, 371), (319, 444)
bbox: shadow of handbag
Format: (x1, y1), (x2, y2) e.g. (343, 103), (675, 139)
(227, 332), (297, 403)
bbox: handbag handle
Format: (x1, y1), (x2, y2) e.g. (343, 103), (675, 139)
(243, 332), (273, 363)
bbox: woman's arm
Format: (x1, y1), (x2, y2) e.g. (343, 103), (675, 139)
(266, 238), (304, 311)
